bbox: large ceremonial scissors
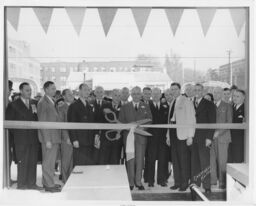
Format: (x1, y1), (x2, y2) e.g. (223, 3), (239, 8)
(103, 108), (152, 141)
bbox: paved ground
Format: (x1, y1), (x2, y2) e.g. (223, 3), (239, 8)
(7, 163), (226, 201)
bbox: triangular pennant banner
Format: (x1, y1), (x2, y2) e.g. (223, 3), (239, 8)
(229, 8), (246, 37)
(65, 8), (86, 35)
(33, 8), (53, 33)
(131, 8), (151, 37)
(165, 9), (184, 36)
(7, 7), (21, 31)
(98, 8), (117, 36)
(197, 8), (216, 36)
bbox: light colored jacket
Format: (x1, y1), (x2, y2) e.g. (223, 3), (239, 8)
(57, 102), (70, 143)
(214, 100), (232, 143)
(172, 95), (196, 140)
(37, 95), (61, 144)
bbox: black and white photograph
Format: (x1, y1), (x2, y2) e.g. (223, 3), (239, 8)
(0, 0), (255, 205)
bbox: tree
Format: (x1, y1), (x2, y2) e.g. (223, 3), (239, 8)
(164, 52), (183, 83)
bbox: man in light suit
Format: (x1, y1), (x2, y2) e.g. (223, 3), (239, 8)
(57, 89), (74, 183)
(119, 86), (152, 190)
(167, 82), (196, 191)
(37, 81), (61, 192)
(210, 87), (232, 189)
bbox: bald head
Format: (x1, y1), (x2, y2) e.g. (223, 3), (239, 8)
(94, 86), (104, 100)
(131, 86), (142, 103)
(185, 84), (195, 98)
(121, 87), (130, 101)
(111, 89), (121, 104)
(213, 86), (223, 102)
(151, 87), (162, 102)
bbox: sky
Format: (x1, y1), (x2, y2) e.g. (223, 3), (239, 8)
(7, 8), (246, 72)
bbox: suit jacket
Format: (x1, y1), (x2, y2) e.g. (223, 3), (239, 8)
(67, 98), (95, 146)
(37, 95), (61, 144)
(149, 101), (169, 143)
(57, 102), (71, 142)
(214, 100), (232, 143)
(5, 98), (39, 145)
(172, 95), (196, 140)
(101, 102), (123, 145)
(118, 101), (152, 145)
(231, 103), (244, 144)
(91, 99), (111, 145)
(194, 98), (216, 143)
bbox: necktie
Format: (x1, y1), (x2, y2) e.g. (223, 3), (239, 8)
(169, 100), (176, 122)
(135, 104), (138, 111)
(195, 100), (199, 108)
(25, 99), (29, 109)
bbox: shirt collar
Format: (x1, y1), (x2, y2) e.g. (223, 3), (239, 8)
(21, 96), (29, 104)
(215, 100), (221, 107)
(46, 95), (54, 105)
(133, 101), (139, 107)
(196, 97), (203, 104)
(79, 97), (87, 106)
(236, 103), (242, 110)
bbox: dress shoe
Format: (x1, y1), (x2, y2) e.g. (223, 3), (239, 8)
(219, 185), (226, 189)
(10, 179), (18, 186)
(136, 185), (145, 190)
(17, 186), (27, 190)
(27, 184), (44, 190)
(129, 186), (134, 191)
(179, 186), (188, 192)
(54, 184), (62, 189)
(205, 188), (211, 194)
(148, 183), (154, 187)
(159, 183), (167, 187)
(170, 185), (180, 190)
(44, 186), (61, 193)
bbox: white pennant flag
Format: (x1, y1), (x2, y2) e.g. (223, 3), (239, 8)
(66, 8), (86, 35)
(98, 8), (117, 36)
(33, 8), (53, 33)
(7, 7), (21, 31)
(165, 8), (184, 36)
(197, 8), (216, 36)
(229, 8), (246, 37)
(131, 8), (151, 37)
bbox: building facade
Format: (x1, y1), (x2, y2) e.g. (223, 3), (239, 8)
(8, 39), (41, 96)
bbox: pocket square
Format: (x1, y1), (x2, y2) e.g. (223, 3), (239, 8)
(238, 115), (244, 118)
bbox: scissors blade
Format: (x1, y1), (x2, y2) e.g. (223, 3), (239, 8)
(134, 128), (152, 136)
(135, 118), (152, 125)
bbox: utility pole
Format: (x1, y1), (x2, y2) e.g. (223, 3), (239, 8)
(193, 58), (196, 82)
(227, 50), (232, 85)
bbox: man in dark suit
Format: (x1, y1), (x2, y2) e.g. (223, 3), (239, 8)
(67, 83), (95, 166)
(6, 82), (42, 190)
(191, 83), (216, 194)
(98, 89), (123, 164)
(147, 87), (169, 187)
(119, 86), (152, 190)
(91, 86), (110, 164)
(37, 81), (61, 192)
(142, 87), (152, 183)
(229, 89), (245, 163)
(57, 89), (74, 183)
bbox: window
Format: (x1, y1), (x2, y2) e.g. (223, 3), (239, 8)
(60, 76), (66, 81)
(51, 67), (55, 72)
(52, 76), (56, 81)
(60, 67), (66, 72)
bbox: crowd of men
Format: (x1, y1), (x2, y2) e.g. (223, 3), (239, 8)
(6, 80), (245, 193)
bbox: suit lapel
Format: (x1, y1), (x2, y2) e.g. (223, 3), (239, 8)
(16, 98), (33, 118)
